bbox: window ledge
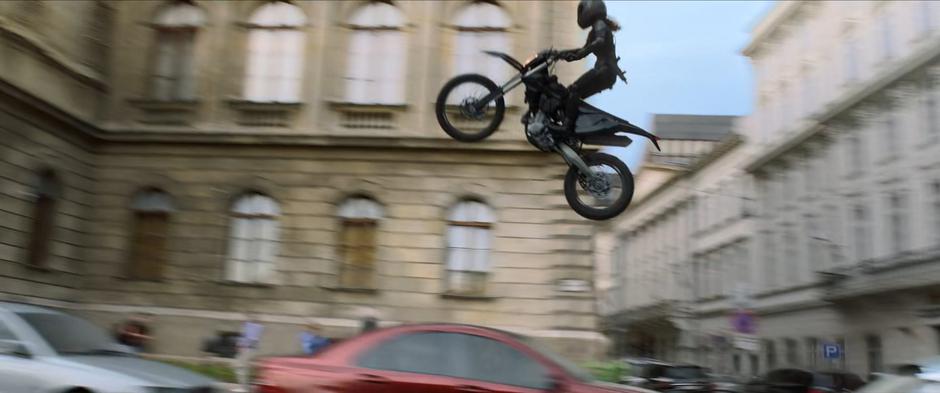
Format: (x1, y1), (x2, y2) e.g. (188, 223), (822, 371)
(327, 100), (409, 111)
(128, 98), (201, 110)
(227, 99), (303, 109)
(116, 277), (166, 283)
(227, 100), (302, 127)
(441, 293), (496, 301)
(217, 280), (276, 288)
(322, 285), (378, 294)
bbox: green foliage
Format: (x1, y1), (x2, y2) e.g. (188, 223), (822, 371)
(583, 360), (628, 383)
(159, 359), (238, 383)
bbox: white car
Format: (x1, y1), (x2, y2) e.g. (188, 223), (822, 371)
(0, 302), (221, 393)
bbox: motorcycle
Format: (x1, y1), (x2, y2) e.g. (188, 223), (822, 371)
(435, 49), (660, 220)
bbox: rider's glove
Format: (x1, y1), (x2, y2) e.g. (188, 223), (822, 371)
(563, 50), (585, 62)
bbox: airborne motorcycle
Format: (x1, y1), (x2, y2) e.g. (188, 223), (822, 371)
(435, 50), (660, 220)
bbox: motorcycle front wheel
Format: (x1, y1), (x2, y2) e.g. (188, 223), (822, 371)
(435, 74), (506, 142)
(563, 152), (634, 220)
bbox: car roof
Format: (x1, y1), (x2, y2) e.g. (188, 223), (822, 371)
(0, 301), (61, 314)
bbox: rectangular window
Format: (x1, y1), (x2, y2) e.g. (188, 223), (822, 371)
(807, 215), (823, 271)
(866, 334), (883, 373)
(885, 111), (898, 160)
(152, 29), (197, 101)
(339, 220), (377, 289)
(764, 232), (777, 289)
(850, 133), (864, 173)
(927, 80), (939, 140)
(446, 224), (492, 295)
(784, 229), (799, 283)
(843, 35), (858, 83)
(346, 30), (407, 105)
(934, 326), (940, 354)
(932, 182), (940, 242)
(765, 340), (778, 370)
(785, 338), (799, 366)
(882, 12), (894, 60)
(836, 337), (847, 369)
(127, 213), (169, 280)
(806, 337), (819, 368)
(854, 204), (871, 262)
(889, 192), (909, 254)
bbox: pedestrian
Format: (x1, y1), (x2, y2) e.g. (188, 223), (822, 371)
(115, 313), (153, 353)
(234, 314), (264, 393)
(360, 316), (378, 334)
(299, 321), (330, 356)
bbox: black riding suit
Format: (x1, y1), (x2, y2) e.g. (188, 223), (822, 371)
(563, 19), (619, 132)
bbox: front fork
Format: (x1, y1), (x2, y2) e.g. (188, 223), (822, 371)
(554, 142), (596, 177)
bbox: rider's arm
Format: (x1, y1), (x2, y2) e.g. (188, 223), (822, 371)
(565, 20), (611, 61)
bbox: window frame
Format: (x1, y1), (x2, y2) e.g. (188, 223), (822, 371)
(224, 193), (281, 285)
(149, 3), (205, 102)
(242, 2), (307, 103)
(27, 170), (60, 270)
(336, 197), (384, 291)
(444, 200), (495, 297)
(126, 189), (174, 281)
(341, 2), (408, 106)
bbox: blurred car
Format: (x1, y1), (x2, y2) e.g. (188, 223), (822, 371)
(254, 323), (656, 393)
(620, 360), (712, 393)
(0, 302), (220, 393)
(710, 374), (745, 393)
(850, 373), (940, 393)
(744, 368), (866, 393)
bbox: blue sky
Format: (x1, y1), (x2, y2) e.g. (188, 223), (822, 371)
(590, 0), (776, 169)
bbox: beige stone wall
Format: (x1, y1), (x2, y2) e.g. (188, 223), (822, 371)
(0, 0), (111, 123)
(74, 143), (600, 357)
(0, 100), (96, 302)
(0, 1), (103, 302)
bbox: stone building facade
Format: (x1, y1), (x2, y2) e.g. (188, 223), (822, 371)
(598, 0), (940, 377)
(0, 0), (607, 360)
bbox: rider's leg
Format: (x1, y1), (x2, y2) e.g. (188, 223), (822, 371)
(563, 69), (613, 133)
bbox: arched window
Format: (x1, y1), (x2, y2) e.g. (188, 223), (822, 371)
(344, 2), (406, 104)
(226, 193), (280, 284)
(450, 2), (511, 103)
(445, 200), (494, 295)
(27, 169), (60, 268)
(151, 2), (206, 101)
(244, 2), (306, 102)
(337, 197), (383, 289)
(128, 189), (173, 280)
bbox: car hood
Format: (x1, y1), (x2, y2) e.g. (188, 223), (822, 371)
(51, 356), (216, 387)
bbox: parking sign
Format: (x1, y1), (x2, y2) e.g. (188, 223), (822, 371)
(822, 342), (841, 359)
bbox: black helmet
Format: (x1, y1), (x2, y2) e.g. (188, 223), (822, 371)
(577, 0), (607, 29)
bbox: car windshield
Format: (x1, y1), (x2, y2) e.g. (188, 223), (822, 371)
(666, 366), (708, 380)
(17, 312), (119, 355)
(518, 336), (595, 382)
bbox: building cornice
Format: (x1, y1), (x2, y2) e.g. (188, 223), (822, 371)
(746, 34), (940, 173)
(742, 2), (802, 57)
(0, 75), (549, 153)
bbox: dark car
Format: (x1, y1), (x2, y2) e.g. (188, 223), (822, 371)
(745, 369), (866, 393)
(254, 323), (646, 393)
(623, 361), (712, 393)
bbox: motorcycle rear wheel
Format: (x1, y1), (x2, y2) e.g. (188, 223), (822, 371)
(435, 74), (506, 142)
(563, 152), (634, 220)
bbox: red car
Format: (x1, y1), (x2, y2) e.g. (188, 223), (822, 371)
(254, 323), (639, 393)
